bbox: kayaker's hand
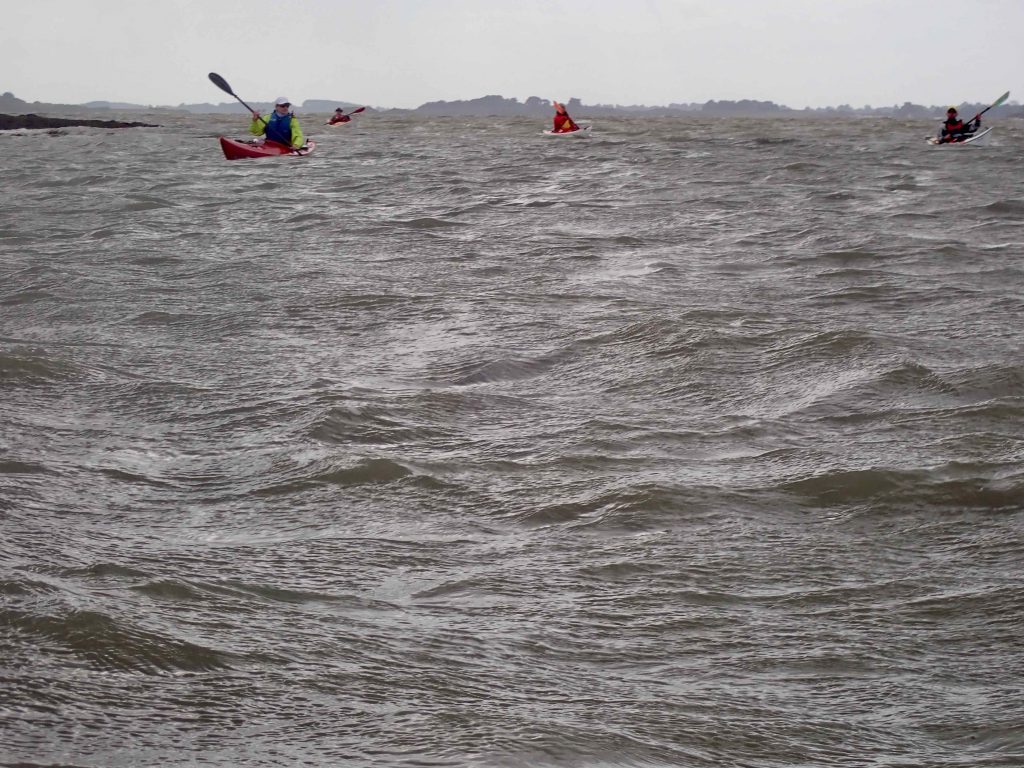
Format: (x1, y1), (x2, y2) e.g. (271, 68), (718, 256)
(251, 111), (261, 121)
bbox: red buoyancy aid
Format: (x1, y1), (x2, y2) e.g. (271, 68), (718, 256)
(553, 112), (577, 132)
(944, 116), (964, 132)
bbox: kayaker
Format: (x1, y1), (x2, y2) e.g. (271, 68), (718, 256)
(552, 101), (579, 133)
(328, 108), (351, 125)
(939, 106), (979, 143)
(250, 97), (305, 149)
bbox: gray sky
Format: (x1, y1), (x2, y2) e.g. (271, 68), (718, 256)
(3, 0), (1022, 109)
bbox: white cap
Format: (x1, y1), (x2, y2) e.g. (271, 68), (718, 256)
(274, 96), (290, 106)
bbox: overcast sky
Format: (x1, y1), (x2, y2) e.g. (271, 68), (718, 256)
(3, 0), (1022, 109)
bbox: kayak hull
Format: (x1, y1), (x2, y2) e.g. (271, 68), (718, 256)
(927, 127), (992, 146)
(542, 124), (592, 137)
(219, 136), (316, 160)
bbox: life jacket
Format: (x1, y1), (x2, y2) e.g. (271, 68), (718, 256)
(264, 111), (293, 144)
(944, 115), (964, 133)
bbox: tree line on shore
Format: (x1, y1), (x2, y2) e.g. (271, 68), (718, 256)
(2, 90), (1020, 120)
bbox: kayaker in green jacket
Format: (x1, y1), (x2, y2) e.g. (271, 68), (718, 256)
(250, 96), (305, 149)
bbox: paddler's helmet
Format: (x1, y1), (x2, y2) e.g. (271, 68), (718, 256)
(947, 107), (958, 114)
(274, 96), (291, 106)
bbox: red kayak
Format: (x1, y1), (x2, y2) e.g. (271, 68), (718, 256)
(218, 136), (316, 160)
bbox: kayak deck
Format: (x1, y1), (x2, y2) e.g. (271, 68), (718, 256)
(219, 136), (316, 160)
(542, 124), (593, 137)
(927, 127), (992, 146)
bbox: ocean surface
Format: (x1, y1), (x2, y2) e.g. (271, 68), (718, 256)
(2, 111), (1023, 768)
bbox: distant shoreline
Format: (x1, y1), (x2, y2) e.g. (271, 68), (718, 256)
(2, 91), (1019, 119)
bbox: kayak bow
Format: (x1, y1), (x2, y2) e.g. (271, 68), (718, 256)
(541, 124), (592, 137)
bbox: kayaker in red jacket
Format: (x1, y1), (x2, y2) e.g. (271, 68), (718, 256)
(249, 96), (305, 149)
(552, 101), (579, 133)
(328, 108), (351, 125)
(939, 106), (979, 143)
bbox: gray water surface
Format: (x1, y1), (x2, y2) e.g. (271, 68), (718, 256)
(2, 113), (1023, 767)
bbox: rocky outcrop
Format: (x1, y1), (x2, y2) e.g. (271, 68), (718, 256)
(0, 114), (159, 130)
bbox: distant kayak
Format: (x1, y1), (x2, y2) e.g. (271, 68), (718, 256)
(324, 107), (365, 126)
(218, 136), (316, 160)
(926, 127), (992, 147)
(542, 124), (592, 137)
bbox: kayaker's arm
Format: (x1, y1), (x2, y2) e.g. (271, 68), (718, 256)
(289, 117), (305, 149)
(249, 112), (268, 136)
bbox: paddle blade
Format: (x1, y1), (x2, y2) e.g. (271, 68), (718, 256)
(972, 90), (1011, 122)
(208, 72), (234, 96)
(351, 106), (366, 114)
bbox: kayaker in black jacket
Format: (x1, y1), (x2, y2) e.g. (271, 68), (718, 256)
(939, 107), (979, 143)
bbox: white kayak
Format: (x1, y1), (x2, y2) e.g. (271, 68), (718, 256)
(542, 124), (592, 137)
(927, 127), (992, 146)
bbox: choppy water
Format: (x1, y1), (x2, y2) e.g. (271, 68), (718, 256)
(2, 112), (1023, 767)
